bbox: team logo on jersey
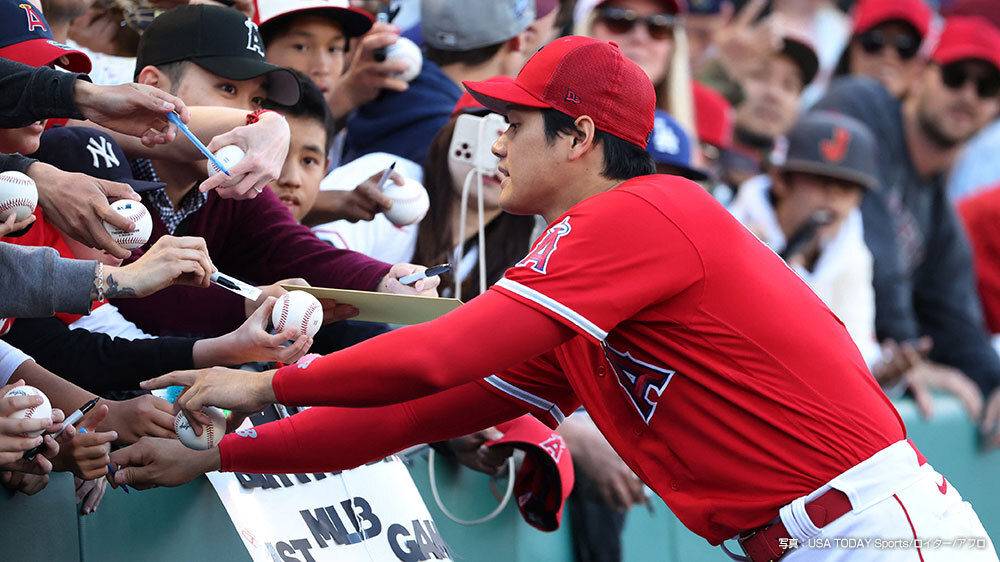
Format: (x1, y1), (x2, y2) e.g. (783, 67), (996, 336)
(820, 127), (850, 163)
(20, 3), (45, 32)
(603, 343), (675, 424)
(517, 217), (571, 274)
(244, 18), (266, 57)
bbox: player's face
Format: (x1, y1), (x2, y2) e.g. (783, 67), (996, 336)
(913, 60), (1000, 148)
(775, 171), (864, 241)
(590, 0), (675, 85)
(492, 108), (555, 216)
(734, 55), (803, 139)
(0, 121), (44, 154)
(266, 16), (346, 109)
(159, 63), (268, 110)
(848, 21), (925, 99)
(271, 115), (327, 223)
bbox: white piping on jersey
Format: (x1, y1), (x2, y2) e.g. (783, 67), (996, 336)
(495, 278), (608, 341)
(484, 375), (566, 424)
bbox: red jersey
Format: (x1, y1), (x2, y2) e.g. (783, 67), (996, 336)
(958, 185), (1000, 333)
(477, 175), (905, 544)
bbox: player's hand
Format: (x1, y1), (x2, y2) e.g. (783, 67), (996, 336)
(109, 436), (221, 490)
(300, 169), (400, 226)
(328, 22), (410, 119)
(201, 110), (291, 199)
(560, 416), (646, 513)
(980, 387), (1000, 450)
(447, 428), (514, 476)
(74, 81), (190, 147)
(76, 476), (108, 515)
(216, 296), (314, 365)
(51, 405), (116, 480)
(0, 212), (36, 237)
(378, 263), (440, 296)
(140, 367), (278, 429)
(113, 235), (215, 297)
(26, 161), (140, 259)
(247, 278), (359, 325)
(906, 362), (984, 421)
(1, 471), (49, 496)
(101, 395), (177, 444)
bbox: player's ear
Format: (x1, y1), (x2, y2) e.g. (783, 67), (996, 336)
(566, 115), (597, 161)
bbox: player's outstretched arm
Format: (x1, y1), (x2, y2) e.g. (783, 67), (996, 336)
(110, 382), (528, 489)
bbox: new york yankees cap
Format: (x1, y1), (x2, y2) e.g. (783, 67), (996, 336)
(463, 36), (656, 148)
(777, 111), (879, 191)
(0, 0), (90, 72)
(135, 4), (300, 105)
(421, 0), (534, 51)
(31, 127), (167, 193)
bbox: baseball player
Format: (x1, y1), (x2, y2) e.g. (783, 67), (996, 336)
(112, 37), (996, 561)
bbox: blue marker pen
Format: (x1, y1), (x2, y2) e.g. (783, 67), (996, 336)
(165, 112), (231, 176)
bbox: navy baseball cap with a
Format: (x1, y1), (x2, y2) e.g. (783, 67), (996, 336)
(647, 110), (709, 181)
(31, 127), (167, 193)
(136, 4), (300, 105)
(0, 0), (90, 72)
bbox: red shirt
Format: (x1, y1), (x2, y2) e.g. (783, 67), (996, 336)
(478, 175), (905, 544)
(957, 185), (1000, 333)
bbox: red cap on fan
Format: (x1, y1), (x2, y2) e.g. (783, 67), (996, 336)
(463, 36), (656, 149)
(932, 15), (1000, 74)
(485, 415), (574, 532)
(452, 76), (516, 116)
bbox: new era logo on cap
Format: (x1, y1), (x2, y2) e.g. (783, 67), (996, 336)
(564, 89), (582, 104)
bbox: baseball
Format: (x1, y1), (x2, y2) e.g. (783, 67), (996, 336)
(272, 290), (323, 338)
(174, 406), (227, 450)
(104, 200), (153, 250)
(0, 171), (38, 223)
(3, 385), (52, 437)
(384, 36), (422, 82)
(382, 177), (430, 226)
(207, 145), (246, 177)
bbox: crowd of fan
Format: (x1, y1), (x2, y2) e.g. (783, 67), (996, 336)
(2, 0), (1000, 558)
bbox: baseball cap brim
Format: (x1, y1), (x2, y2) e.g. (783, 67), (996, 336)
(781, 159), (878, 191)
(463, 79), (552, 116)
(0, 39), (91, 73)
(192, 56), (301, 105)
(259, 5), (373, 37)
(120, 178), (168, 193)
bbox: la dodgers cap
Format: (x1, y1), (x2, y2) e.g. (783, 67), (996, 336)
(421, 0), (534, 51)
(485, 415), (574, 532)
(647, 110), (709, 181)
(851, 0), (933, 38)
(779, 111), (879, 191)
(0, 0), (90, 72)
(31, 127), (167, 193)
(464, 36), (656, 148)
(135, 5), (300, 105)
(255, 0), (373, 38)
(931, 15), (1000, 75)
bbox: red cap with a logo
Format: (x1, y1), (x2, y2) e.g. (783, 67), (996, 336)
(0, 0), (90, 72)
(932, 16), (1000, 74)
(463, 36), (656, 149)
(851, 0), (933, 37)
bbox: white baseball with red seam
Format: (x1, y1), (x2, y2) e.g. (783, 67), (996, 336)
(382, 177), (429, 227)
(103, 200), (152, 250)
(3, 385), (51, 437)
(0, 171), (38, 222)
(207, 145), (246, 177)
(384, 37), (423, 82)
(174, 406), (227, 450)
(272, 290), (322, 338)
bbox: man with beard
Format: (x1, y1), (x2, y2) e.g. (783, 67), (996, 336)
(814, 16), (1000, 446)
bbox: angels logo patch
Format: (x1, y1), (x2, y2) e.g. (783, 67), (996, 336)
(517, 217), (571, 274)
(539, 434), (566, 463)
(603, 343), (675, 424)
(20, 3), (45, 32)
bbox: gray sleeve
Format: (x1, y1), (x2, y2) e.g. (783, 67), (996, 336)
(0, 242), (96, 317)
(0, 153), (36, 173)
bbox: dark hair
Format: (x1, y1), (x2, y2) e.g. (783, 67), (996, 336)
(414, 113), (536, 299)
(541, 108), (655, 180)
(263, 69), (336, 154)
(425, 41), (505, 67)
(153, 61), (188, 92)
(259, 10), (351, 52)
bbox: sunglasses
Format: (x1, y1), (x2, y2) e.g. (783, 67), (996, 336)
(857, 29), (921, 60)
(940, 63), (1000, 98)
(596, 7), (677, 41)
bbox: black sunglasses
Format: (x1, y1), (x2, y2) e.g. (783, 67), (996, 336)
(940, 63), (1000, 98)
(857, 29), (921, 60)
(596, 7), (677, 41)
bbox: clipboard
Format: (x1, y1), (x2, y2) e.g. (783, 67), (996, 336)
(281, 285), (462, 325)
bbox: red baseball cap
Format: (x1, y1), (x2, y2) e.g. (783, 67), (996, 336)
(463, 36), (656, 148)
(932, 16), (1000, 74)
(693, 82), (732, 149)
(452, 76), (515, 116)
(0, 1), (90, 72)
(851, 0), (934, 38)
(486, 415), (574, 532)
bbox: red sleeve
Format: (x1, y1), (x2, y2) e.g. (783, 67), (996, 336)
(219, 382), (527, 474)
(272, 289), (577, 407)
(494, 189), (702, 344)
(478, 351), (580, 429)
